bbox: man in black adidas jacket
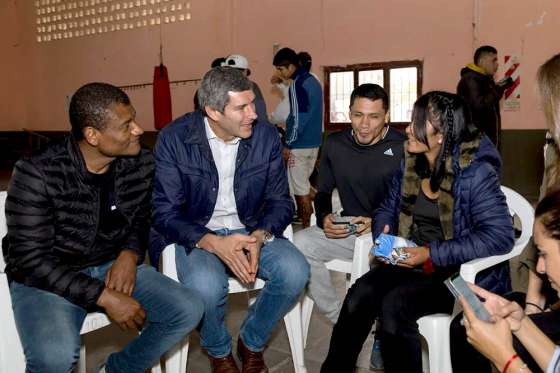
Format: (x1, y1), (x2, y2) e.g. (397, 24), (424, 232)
(294, 83), (405, 323)
(2, 83), (203, 373)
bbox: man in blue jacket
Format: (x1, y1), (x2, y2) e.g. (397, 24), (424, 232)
(273, 47), (323, 228)
(152, 67), (310, 373)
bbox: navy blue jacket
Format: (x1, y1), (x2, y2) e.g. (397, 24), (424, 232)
(151, 110), (294, 258)
(285, 68), (323, 149)
(372, 136), (514, 294)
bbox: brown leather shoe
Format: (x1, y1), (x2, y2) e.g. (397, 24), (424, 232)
(236, 337), (268, 373)
(208, 353), (240, 373)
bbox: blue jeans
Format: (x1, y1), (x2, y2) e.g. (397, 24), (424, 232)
(10, 262), (204, 373)
(175, 228), (309, 357)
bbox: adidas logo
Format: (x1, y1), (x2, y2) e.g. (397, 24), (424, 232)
(384, 148), (394, 156)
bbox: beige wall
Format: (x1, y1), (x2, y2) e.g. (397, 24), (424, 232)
(0, 1), (27, 130)
(1, 0), (559, 132)
(477, 0), (560, 130)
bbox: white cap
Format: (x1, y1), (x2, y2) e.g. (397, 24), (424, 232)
(222, 54), (249, 70)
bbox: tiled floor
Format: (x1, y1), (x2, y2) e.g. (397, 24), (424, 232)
(84, 270), (377, 373)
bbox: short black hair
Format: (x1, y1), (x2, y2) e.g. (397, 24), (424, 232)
(298, 51), (312, 72)
(273, 47), (299, 67)
(349, 84), (389, 112)
(474, 45), (498, 65)
(211, 57), (226, 68)
(69, 82), (130, 140)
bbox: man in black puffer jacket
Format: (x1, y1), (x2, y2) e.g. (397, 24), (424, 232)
(2, 82), (203, 373)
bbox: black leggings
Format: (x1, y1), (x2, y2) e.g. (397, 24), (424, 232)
(321, 265), (455, 373)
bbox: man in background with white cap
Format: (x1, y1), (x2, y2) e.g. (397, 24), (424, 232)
(223, 54), (268, 122)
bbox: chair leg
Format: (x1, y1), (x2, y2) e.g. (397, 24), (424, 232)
(284, 301), (307, 373)
(301, 294), (314, 348)
(164, 336), (190, 373)
(74, 343), (86, 373)
(421, 339), (430, 373)
(418, 315), (453, 373)
(180, 338), (190, 373)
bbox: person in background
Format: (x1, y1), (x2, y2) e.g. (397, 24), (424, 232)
(194, 57), (227, 111)
(457, 45), (514, 147)
(222, 53), (268, 122)
(273, 47), (323, 228)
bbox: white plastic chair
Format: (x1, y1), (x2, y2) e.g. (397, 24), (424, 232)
(160, 225), (307, 373)
(417, 185), (534, 373)
(0, 191), (162, 373)
(301, 213), (372, 347)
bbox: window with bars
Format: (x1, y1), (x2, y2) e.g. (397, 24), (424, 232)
(324, 60), (422, 130)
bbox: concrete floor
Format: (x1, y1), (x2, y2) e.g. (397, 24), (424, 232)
(84, 270), (377, 373)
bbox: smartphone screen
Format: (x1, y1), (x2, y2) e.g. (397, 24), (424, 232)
(444, 273), (493, 323)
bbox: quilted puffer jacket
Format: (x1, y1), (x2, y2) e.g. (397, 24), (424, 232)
(373, 134), (514, 294)
(3, 136), (154, 310)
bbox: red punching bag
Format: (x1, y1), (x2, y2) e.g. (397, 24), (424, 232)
(153, 64), (172, 130)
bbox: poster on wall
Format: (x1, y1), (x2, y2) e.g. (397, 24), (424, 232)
(503, 55), (520, 111)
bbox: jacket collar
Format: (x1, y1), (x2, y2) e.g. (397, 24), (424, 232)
(66, 134), (121, 185)
(204, 116), (241, 144)
(67, 135), (97, 184)
(291, 67), (309, 81)
(465, 63), (487, 75)
(397, 133), (483, 241)
(182, 110), (209, 145)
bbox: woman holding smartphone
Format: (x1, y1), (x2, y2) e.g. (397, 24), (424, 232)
(320, 91), (514, 373)
(463, 189), (560, 373)
(457, 53), (560, 373)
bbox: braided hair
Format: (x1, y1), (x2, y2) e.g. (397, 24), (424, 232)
(411, 91), (476, 192)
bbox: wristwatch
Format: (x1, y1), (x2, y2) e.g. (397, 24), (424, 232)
(262, 231), (275, 245)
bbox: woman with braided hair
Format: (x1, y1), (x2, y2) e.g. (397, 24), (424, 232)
(320, 91), (514, 373)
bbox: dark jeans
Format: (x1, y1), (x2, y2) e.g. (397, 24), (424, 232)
(321, 265), (455, 373)
(176, 228), (310, 357)
(10, 262), (204, 373)
(451, 292), (560, 373)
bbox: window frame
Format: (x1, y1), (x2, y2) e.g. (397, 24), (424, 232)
(323, 59), (423, 131)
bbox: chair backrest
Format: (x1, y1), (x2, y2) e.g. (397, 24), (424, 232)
(459, 185), (535, 284)
(501, 185), (534, 255)
(0, 190), (26, 372)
